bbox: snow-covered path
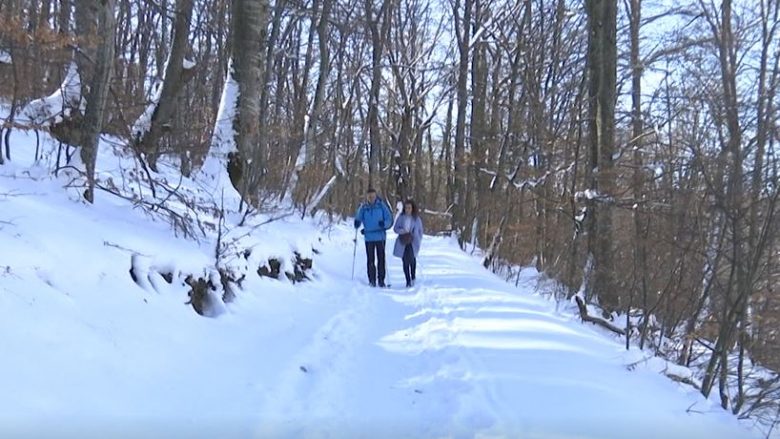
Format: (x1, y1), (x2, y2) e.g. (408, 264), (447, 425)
(252, 236), (755, 439)
(0, 160), (758, 438)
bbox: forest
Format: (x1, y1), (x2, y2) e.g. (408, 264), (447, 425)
(0, 0), (778, 430)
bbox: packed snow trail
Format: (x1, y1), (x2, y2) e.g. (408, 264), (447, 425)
(255, 236), (755, 439)
(0, 151), (758, 438)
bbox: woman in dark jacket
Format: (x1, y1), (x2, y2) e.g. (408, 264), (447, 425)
(393, 199), (424, 288)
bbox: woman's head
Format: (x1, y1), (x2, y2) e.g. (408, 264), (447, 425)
(403, 199), (419, 217)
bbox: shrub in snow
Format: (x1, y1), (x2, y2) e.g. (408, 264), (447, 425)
(218, 267), (244, 304)
(286, 252), (313, 284)
(184, 274), (224, 317)
(257, 253), (313, 283)
(258, 258), (283, 279)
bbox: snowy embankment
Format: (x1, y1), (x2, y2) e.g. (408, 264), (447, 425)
(0, 128), (762, 438)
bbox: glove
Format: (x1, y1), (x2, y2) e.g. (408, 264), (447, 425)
(379, 220), (385, 228)
(354, 219), (360, 229)
(360, 229), (365, 235)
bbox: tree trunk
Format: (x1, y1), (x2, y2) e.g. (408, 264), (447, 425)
(231, 0), (270, 202)
(133, 0), (195, 171)
(365, 0), (391, 187)
(76, 0), (117, 203)
(443, 94), (454, 216)
(584, 0), (618, 311)
(288, 0), (332, 202)
(258, 0), (285, 163)
(628, 0), (647, 346)
(58, 0), (71, 33)
(468, 0), (488, 249)
(452, 0), (472, 245)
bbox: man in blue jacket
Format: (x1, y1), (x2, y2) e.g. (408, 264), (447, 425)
(354, 188), (393, 287)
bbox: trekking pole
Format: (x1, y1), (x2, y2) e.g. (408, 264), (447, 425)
(351, 228), (358, 280)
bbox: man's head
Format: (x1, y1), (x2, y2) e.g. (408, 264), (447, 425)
(366, 188), (377, 203)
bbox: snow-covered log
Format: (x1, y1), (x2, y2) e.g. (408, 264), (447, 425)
(574, 295), (626, 336)
(18, 62), (83, 128)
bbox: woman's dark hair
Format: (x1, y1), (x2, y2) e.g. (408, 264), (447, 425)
(404, 199), (419, 217)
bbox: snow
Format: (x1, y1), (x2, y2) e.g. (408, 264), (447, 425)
(575, 207), (587, 223)
(17, 62), (82, 127)
(577, 188), (602, 200)
(131, 56), (195, 142)
(197, 58), (241, 207)
(0, 50), (11, 64)
(306, 174), (337, 212)
(205, 59), (239, 162)
(0, 126), (765, 438)
(335, 155), (345, 176)
(130, 79), (163, 140)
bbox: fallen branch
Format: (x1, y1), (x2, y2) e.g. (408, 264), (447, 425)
(423, 209), (453, 218)
(306, 174), (338, 215)
(664, 371), (701, 390)
(103, 240), (148, 255)
(574, 295), (626, 336)
(625, 355), (653, 371)
(686, 402), (705, 415)
(96, 181), (204, 240)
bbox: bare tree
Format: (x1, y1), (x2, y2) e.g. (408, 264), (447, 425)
(583, 0), (618, 311)
(232, 0), (270, 201)
(76, 0), (117, 203)
(451, 0), (472, 244)
(133, 0), (196, 172)
(287, 0), (333, 202)
(364, 0), (393, 187)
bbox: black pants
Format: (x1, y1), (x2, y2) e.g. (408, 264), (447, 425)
(365, 241), (386, 286)
(402, 244), (416, 285)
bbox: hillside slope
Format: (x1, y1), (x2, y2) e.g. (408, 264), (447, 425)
(0, 129), (759, 438)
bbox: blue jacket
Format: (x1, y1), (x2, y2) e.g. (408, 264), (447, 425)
(355, 197), (393, 242)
